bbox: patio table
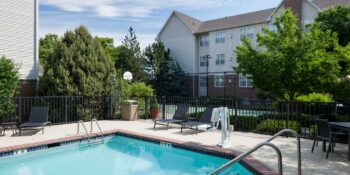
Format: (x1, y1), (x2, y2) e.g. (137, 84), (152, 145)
(329, 122), (350, 160)
(0, 122), (18, 136)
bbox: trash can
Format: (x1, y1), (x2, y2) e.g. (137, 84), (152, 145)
(122, 100), (139, 121)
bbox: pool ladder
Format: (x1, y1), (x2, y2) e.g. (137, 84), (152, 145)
(209, 129), (301, 175)
(77, 118), (104, 145)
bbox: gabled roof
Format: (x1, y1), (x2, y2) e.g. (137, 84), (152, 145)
(195, 8), (275, 34)
(173, 11), (202, 32)
(311, 0), (350, 9)
(158, 0), (350, 38)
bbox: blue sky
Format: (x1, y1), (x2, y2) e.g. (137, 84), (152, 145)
(39, 0), (281, 48)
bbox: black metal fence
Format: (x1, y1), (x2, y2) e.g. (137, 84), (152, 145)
(1, 96), (349, 139)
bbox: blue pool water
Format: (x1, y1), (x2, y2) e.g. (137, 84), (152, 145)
(0, 135), (253, 175)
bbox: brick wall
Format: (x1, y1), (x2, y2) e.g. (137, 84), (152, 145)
(18, 80), (37, 96)
(284, 0), (302, 22)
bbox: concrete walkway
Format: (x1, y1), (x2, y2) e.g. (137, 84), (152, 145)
(0, 120), (349, 175)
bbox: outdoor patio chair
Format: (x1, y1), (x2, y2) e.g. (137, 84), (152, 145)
(154, 104), (190, 130)
(180, 107), (213, 135)
(19, 106), (51, 135)
(311, 118), (346, 159)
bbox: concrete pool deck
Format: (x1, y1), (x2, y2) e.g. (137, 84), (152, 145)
(0, 120), (349, 175)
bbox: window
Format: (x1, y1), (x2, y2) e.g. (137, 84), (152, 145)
(240, 27), (254, 40)
(214, 75), (225, 87)
(199, 36), (209, 46)
(239, 74), (253, 88)
(199, 56), (209, 67)
(215, 32), (225, 43)
(215, 54), (225, 65)
(199, 76), (207, 87)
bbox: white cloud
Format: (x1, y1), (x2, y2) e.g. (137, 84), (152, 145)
(40, 0), (236, 18)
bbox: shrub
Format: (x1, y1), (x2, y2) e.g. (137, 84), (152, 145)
(0, 56), (19, 97)
(125, 82), (153, 97)
(256, 119), (300, 133)
(296, 93), (334, 103)
(231, 116), (261, 131)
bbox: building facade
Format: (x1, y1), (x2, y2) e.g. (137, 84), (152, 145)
(157, 0), (350, 98)
(0, 0), (39, 96)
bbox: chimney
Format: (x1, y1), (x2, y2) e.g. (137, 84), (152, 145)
(284, 0), (302, 21)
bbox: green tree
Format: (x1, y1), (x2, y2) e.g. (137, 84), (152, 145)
(114, 45), (148, 81)
(39, 34), (59, 66)
(96, 37), (118, 63)
(0, 56), (19, 97)
(235, 9), (341, 100)
(156, 58), (188, 96)
(313, 6), (350, 101)
(120, 27), (147, 82)
(38, 26), (118, 96)
(315, 5), (350, 46)
(144, 40), (169, 78)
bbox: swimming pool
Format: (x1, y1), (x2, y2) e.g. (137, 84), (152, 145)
(0, 135), (254, 175)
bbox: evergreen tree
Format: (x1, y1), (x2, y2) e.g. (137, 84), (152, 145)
(144, 40), (169, 78)
(38, 26), (118, 96)
(39, 34), (59, 67)
(156, 58), (188, 96)
(119, 27), (147, 82)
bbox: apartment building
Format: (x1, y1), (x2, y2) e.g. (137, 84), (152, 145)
(0, 0), (39, 96)
(157, 0), (350, 98)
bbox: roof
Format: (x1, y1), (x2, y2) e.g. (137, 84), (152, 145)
(195, 8), (275, 34)
(173, 11), (202, 32)
(159, 0), (350, 36)
(311, 0), (350, 9)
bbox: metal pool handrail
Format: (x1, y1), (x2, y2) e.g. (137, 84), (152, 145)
(209, 129), (301, 175)
(77, 120), (91, 142)
(90, 118), (104, 143)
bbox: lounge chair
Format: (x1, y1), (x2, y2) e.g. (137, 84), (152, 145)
(19, 106), (51, 135)
(181, 107), (213, 134)
(154, 104), (189, 130)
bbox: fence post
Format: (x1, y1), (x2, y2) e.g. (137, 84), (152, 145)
(65, 96), (68, 123)
(18, 96), (22, 123)
(286, 102), (290, 129)
(235, 99), (238, 117)
(110, 96), (113, 119)
(145, 96), (149, 119)
(162, 96), (166, 120)
(195, 98), (198, 119)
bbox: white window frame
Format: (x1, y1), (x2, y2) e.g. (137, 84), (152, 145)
(199, 76), (207, 87)
(215, 54), (225, 65)
(199, 56), (208, 67)
(199, 36), (209, 47)
(214, 75), (225, 88)
(240, 27), (254, 40)
(239, 74), (253, 88)
(215, 32), (225, 43)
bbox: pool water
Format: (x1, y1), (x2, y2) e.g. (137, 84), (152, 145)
(0, 135), (253, 175)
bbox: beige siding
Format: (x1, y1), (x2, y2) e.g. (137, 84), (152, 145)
(205, 23), (264, 74)
(159, 16), (196, 73)
(301, 0), (319, 25)
(0, 0), (38, 80)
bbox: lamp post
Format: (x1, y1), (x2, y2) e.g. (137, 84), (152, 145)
(205, 55), (211, 97)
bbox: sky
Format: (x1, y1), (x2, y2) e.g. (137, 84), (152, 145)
(39, 0), (281, 49)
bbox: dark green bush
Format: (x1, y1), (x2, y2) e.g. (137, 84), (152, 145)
(256, 119), (300, 133)
(231, 116), (261, 131)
